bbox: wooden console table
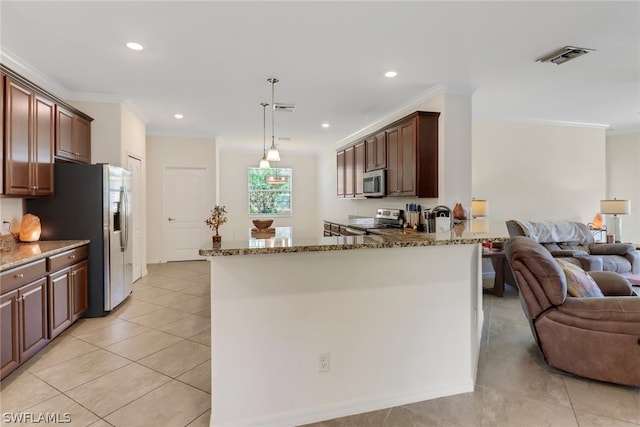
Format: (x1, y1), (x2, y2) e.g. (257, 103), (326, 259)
(483, 249), (506, 297)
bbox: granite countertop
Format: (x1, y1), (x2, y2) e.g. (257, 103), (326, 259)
(200, 220), (509, 257)
(0, 239), (91, 272)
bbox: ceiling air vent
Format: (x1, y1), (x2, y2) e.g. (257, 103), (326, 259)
(536, 46), (594, 65)
(274, 103), (295, 112)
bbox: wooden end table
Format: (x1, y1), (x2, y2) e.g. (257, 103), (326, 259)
(483, 249), (506, 297)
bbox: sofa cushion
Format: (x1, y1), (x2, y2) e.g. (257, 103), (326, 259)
(557, 259), (604, 298)
(514, 220), (593, 244)
(599, 255), (634, 274)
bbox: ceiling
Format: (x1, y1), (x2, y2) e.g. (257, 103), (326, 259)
(1, 1), (638, 153)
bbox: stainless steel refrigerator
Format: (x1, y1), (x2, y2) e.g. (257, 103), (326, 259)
(26, 163), (133, 317)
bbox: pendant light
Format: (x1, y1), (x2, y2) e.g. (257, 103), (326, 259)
(258, 102), (270, 169)
(265, 171), (288, 186)
(266, 77), (281, 162)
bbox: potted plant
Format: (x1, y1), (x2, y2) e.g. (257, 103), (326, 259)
(205, 205), (228, 244)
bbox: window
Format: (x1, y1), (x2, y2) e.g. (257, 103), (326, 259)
(248, 167), (292, 216)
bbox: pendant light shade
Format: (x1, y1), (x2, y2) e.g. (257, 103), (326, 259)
(266, 77), (281, 162)
(266, 146), (281, 162)
(258, 102), (270, 169)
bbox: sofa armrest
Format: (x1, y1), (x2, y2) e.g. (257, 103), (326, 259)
(588, 271), (634, 296)
(557, 297), (640, 323)
(589, 243), (636, 256)
(624, 250), (640, 275)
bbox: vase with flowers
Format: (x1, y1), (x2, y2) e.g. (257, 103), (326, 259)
(205, 205), (228, 244)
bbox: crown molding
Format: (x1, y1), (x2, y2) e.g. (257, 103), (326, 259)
(0, 47), (70, 99)
(334, 83), (477, 150)
(473, 114), (611, 130)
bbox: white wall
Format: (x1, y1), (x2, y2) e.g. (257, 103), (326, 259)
(146, 135), (217, 263)
(606, 132), (640, 244)
(219, 150), (319, 239)
(210, 244), (482, 426)
(472, 121), (607, 224)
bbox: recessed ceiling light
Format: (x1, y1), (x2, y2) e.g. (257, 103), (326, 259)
(174, 113), (184, 119)
(384, 71), (397, 78)
(126, 42), (144, 51)
(321, 123), (330, 128)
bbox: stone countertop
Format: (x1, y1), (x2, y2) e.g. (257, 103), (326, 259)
(199, 221), (509, 257)
(0, 239), (91, 272)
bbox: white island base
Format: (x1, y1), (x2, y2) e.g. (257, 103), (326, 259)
(207, 243), (483, 427)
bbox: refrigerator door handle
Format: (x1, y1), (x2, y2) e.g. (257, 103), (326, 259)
(123, 189), (129, 251)
(119, 187), (126, 251)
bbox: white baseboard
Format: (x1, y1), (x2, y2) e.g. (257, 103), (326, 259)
(214, 382), (474, 427)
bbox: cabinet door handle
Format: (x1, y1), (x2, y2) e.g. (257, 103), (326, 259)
(14, 273), (24, 279)
(68, 255), (76, 259)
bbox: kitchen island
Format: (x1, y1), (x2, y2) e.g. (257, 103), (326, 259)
(200, 225), (507, 427)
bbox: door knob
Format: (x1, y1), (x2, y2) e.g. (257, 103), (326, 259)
(168, 217), (176, 221)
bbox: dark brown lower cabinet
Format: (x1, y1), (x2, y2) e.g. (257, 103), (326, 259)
(0, 245), (88, 380)
(48, 269), (73, 339)
(1, 289), (21, 379)
(0, 278), (48, 379)
(48, 251), (88, 339)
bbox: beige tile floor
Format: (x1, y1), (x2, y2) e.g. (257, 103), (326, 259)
(1, 261), (639, 426)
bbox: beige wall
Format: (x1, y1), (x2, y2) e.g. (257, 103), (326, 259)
(606, 132), (640, 244)
(146, 135), (217, 263)
(472, 121), (607, 224)
(218, 150), (319, 239)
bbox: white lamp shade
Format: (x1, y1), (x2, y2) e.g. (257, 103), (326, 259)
(600, 199), (630, 215)
(259, 157), (270, 169)
(471, 199), (488, 217)
(266, 146), (281, 162)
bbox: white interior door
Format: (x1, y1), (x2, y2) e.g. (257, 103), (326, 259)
(127, 155), (143, 281)
(164, 166), (210, 261)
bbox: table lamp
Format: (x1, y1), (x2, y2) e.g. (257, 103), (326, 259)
(471, 199), (489, 233)
(600, 198), (631, 243)
(471, 199), (488, 219)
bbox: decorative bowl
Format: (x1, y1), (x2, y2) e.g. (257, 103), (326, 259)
(252, 219), (273, 230)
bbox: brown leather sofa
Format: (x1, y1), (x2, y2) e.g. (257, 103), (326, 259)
(505, 236), (640, 387)
(506, 220), (639, 275)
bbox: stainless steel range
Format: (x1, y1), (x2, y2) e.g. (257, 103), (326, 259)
(341, 208), (404, 235)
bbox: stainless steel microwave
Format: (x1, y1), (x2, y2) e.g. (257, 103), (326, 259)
(363, 169), (386, 198)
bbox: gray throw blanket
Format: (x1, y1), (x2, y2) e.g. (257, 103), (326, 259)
(514, 220), (586, 243)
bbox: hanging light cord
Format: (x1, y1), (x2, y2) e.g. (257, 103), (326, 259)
(262, 102), (268, 156)
(271, 79), (276, 149)
(268, 78), (279, 151)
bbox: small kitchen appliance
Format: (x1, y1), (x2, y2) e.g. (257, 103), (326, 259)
(362, 169), (386, 198)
